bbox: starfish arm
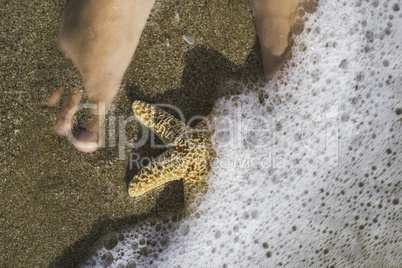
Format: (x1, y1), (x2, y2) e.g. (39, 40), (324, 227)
(132, 100), (192, 145)
(194, 115), (213, 130)
(128, 148), (186, 197)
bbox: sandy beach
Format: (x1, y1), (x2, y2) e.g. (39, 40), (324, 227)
(0, 0), (260, 266)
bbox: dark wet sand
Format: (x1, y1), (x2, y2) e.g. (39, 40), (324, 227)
(0, 0), (261, 266)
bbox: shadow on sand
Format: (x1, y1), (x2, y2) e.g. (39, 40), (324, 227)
(49, 44), (262, 267)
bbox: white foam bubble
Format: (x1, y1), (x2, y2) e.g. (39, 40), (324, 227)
(80, 0), (402, 267)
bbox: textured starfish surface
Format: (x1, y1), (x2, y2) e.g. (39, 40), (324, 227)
(129, 100), (216, 203)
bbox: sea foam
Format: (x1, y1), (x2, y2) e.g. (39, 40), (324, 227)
(81, 0), (401, 267)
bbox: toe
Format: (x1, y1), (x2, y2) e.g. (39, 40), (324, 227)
(72, 112), (105, 153)
(72, 130), (100, 153)
(55, 90), (82, 136)
(47, 86), (64, 107)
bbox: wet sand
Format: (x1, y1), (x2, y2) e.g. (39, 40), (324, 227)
(0, 0), (261, 266)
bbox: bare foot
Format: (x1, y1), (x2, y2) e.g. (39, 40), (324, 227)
(53, 0), (155, 153)
(249, 0), (317, 76)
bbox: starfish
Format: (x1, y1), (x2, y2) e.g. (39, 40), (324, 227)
(128, 100), (216, 204)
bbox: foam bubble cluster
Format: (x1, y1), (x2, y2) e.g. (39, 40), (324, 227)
(80, 0), (401, 267)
